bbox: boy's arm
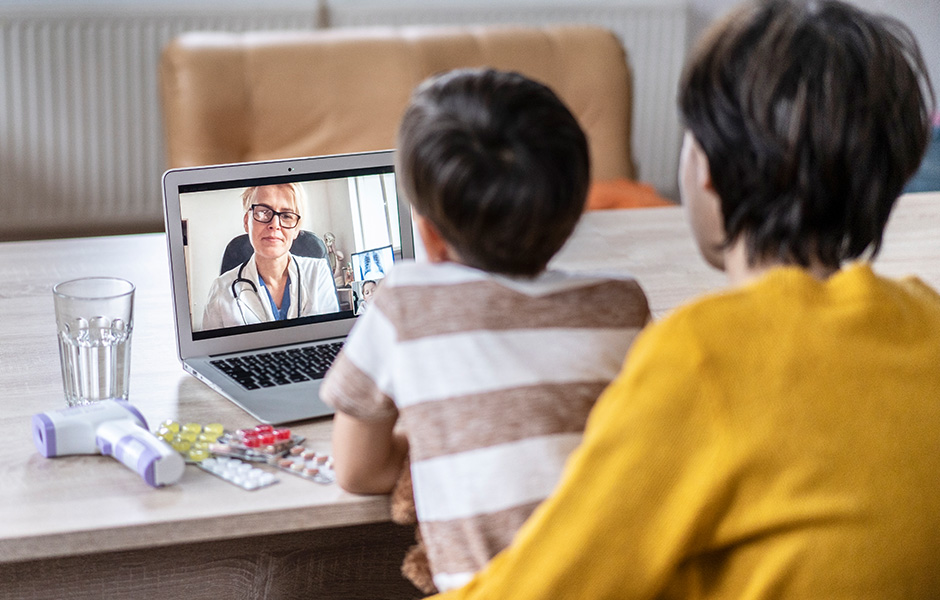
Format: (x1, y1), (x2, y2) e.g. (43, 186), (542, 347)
(331, 410), (408, 494)
(320, 295), (406, 495)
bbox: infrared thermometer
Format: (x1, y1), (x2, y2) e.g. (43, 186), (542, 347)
(32, 399), (184, 487)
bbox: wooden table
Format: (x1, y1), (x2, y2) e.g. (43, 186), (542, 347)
(554, 191), (940, 318)
(1, 192), (936, 599)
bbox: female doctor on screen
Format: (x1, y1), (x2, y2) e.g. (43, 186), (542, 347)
(202, 183), (339, 329)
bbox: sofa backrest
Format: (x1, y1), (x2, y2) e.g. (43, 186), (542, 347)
(159, 25), (635, 181)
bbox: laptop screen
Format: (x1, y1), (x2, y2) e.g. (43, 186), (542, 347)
(168, 155), (406, 345)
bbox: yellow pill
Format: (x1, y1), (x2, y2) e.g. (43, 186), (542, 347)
(198, 432), (220, 443)
(204, 423), (225, 436)
(182, 422), (202, 435)
(187, 448), (209, 462)
(156, 428), (175, 442)
(193, 441), (209, 451)
(179, 430), (198, 442)
(161, 420), (180, 433)
(171, 439), (191, 452)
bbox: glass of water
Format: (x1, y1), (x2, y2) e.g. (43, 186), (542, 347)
(53, 277), (135, 406)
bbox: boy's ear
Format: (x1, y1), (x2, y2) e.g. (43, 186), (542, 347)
(414, 214), (454, 264)
(689, 134), (715, 192)
(681, 132), (726, 271)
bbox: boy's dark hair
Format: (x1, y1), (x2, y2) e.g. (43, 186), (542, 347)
(397, 68), (590, 276)
(678, 0), (935, 268)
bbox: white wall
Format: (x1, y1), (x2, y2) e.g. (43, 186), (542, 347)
(0, 0), (931, 236)
(0, 0), (932, 100)
(333, 0), (938, 100)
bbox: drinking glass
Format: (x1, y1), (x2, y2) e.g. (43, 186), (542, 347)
(53, 277), (135, 406)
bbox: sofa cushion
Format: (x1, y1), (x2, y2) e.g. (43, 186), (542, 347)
(586, 178), (674, 210)
(160, 25), (636, 182)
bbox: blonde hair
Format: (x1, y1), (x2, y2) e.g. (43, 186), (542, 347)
(240, 182), (306, 216)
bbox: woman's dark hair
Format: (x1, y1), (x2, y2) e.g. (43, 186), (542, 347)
(678, 0), (935, 268)
(397, 68), (590, 276)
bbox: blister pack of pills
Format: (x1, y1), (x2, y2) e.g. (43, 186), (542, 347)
(210, 424), (304, 462)
(156, 420), (336, 488)
(154, 420), (225, 463)
(198, 456), (278, 490)
(155, 420), (281, 490)
(269, 444), (336, 484)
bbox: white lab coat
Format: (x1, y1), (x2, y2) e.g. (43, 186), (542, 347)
(201, 254), (338, 330)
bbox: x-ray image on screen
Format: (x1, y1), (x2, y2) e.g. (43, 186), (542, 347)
(351, 245), (393, 281)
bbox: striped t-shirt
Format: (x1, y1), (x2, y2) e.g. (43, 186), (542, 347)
(320, 261), (650, 591)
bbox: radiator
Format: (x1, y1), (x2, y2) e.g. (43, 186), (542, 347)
(0, 3), (686, 240)
(0, 5), (321, 240)
(327, 3), (689, 200)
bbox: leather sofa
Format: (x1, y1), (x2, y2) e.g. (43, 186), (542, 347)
(160, 25), (636, 183)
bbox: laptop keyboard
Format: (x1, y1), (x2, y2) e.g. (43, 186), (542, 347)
(210, 341), (344, 390)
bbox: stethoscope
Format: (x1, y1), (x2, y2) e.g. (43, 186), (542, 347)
(230, 257), (302, 325)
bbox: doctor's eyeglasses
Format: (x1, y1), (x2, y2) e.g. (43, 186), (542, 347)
(249, 204), (301, 228)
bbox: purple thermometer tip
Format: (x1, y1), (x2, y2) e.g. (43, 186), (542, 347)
(31, 413), (57, 458)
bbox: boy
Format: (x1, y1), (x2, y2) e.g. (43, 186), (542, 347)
(433, 1), (940, 598)
(320, 68), (651, 592)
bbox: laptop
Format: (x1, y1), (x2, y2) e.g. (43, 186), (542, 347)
(162, 150), (414, 424)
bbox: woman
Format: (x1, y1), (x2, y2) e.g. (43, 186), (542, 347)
(202, 183), (338, 329)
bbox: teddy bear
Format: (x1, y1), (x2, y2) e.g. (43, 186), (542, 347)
(390, 454), (438, 596)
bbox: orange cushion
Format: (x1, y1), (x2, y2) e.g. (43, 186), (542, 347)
(586, 178), (674, 210)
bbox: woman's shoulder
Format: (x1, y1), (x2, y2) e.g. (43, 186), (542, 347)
(291, 254), (331, 272)
(291, 253), (328, 265)
(896, 274), (940, 306)
(624, 284), (768, 376)
(209, 262), (241, 291)
(650, 286), (745, 333)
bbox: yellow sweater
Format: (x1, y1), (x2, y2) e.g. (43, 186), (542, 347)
(436, 263), (940, 599)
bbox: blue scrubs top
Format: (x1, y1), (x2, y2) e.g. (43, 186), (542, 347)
(258, 275), (291, 320)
